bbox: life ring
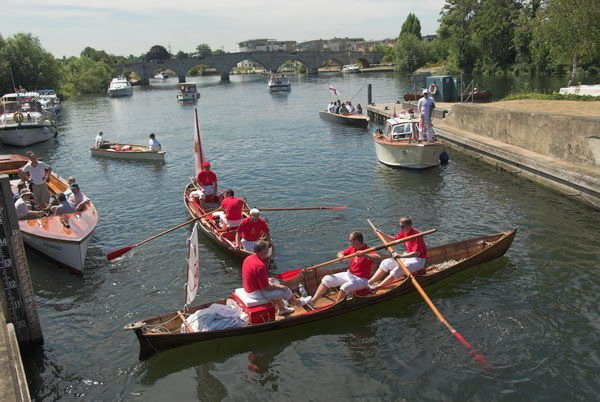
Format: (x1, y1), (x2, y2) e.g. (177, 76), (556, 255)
(13, 112), (24, 123)
(428, 84), (437, 96)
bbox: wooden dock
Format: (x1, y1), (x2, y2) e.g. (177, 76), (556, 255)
(367, 102), (453, 125)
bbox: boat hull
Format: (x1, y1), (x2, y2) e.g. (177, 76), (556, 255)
(319, 111), (368, 128)
(21, 230), (93, 273)
(177, 93), (200, 101)
(374, 140), (445, 169)
(0, 125), (55, 146)
(107, 87), (133, 97)
(90, 147), (165, 161)
(268, 85), (291, 92)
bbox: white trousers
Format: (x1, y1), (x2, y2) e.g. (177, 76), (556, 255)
(380, 257), (426, 278)
(322, 271), (368, 293)
(241, 238), (256, 251)
(213, 211), (242, 228)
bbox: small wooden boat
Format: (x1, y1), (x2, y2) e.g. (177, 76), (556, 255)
(183, 183), (271, 259)
(125, 228), (517, 358)
(319, 110), (369, 128)
(0, 154), (98, 273)
(374, 116), (446, 169)
(90, 143), (165, 161)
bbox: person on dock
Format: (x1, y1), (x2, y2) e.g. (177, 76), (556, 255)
(236, 209), (271, 251)
(368, 216), (427, 289)
(213, 189), (243, 228)
(194, 161), (221, 206)
(242, 240), (308, 316)
(417, 89), (435, 142)
(53, 193), (77, 215)
(19, 152), (52, 209)
(148, 133), (161, 151)
(15, 190), (46, 220)
(300, 231), (382, 306)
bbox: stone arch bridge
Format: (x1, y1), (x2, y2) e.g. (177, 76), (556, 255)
(116, 50), (384, 83)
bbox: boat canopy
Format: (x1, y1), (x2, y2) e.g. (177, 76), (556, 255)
(179, 83), (197, 88)
(385, 117), (416, 126)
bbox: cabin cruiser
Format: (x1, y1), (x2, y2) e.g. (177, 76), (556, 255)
(267, 74), (291, 92)
(37, 89), (62, 116)
(154, 71), (169, 79)
(177, 83), (200, 101)
(0, 92), (57, 146)
(341, 64), (360, 74)
(373, 115), (446, 169)
(107, 77), (133, 97)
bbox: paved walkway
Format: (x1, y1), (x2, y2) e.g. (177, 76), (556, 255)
(0, 309), (30, 401)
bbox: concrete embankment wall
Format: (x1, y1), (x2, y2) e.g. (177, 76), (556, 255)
(445, 104), (600, 169)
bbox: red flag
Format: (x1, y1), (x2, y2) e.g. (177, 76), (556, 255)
(193, 108), (205, 176)
(329, 85), (337, 96)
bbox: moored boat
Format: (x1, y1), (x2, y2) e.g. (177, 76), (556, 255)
(0, 154), (98, 273)
(107, 77), (133, 97)
(341, 64), (360, 74)
(154, 71), (169, 80)
(125, 228), (517, 358)
(36, 89), (62, 116)
(90, 143), (166, 162)
(177, 83), (200, 102)
(319, 110), (369, 128)
(373, 116), (446, 169)
(267, 74), (291, 92)
(0, 92), (57, 146)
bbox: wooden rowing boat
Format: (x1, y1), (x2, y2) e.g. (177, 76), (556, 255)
(125, 228), (517, 358)
(0, 154), (98, 273)
(319, 111), (369, 128)
(183, 182), (271, 259)
(90, 143), (165, 161)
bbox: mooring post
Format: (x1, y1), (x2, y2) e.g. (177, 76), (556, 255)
(368, 84), (372, 105)
(0, 175), (43, 346)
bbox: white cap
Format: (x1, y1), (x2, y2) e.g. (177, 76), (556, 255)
(249, 208), (260, 216)
(422, 89), (429, 94)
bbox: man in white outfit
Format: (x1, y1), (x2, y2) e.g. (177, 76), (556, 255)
(19, 152), (52, 209)
(417, 89), (435, 142)
(148, 133), (161, 151)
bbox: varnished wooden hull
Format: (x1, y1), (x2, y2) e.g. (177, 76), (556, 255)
(126, 228), (517, 358)
(319, 111), (369, 128)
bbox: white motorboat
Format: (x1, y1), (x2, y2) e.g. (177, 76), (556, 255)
(154, 71), (169, 80)
(0, 92), (57, 146)
(341, 64), (360, 74)
(177, 83), (200, 101)
(37, 89), (62, 116)
(91, 143), (166, 161)
(0, 154), (98, 273)
(107, 77), (133, 97)
(267, 74), (291, 92)
(373, 116), (446, 169)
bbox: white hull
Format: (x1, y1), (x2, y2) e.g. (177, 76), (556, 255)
(22, 231), (93, 273)
(375, 142), (445, 169)
(177, 93), (200, 101)
(91, 148), (165, 161)
(0, 125), (55, 146)
(268, 85), (291, 92)
(108, 87), (133, 97)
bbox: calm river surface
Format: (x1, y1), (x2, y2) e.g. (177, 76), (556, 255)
(6, 72), (600, 401)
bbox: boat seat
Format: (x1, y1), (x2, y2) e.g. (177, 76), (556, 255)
(231, 289), (275, 324)
(233, 288), (269, 307)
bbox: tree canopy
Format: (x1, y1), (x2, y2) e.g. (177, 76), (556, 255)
(145, 45), (170, 61)
(401, 13), (422, 39)
(195, 44), (212, 56)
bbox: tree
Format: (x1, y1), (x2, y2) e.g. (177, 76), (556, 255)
(58, 56), (113, 97)
(212, 49), (226, 56)
(145, 45), (170, 61)
(435, 0), (479, 73)
(176, 50), (188, 59)
(395, 34), (428, 72)
(401, 13), (422, 39)
(533, 0), (600, 85)
(374, 44), (396, 63)
(195, 43), (212, 56)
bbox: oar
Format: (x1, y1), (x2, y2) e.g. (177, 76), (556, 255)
(106, 210), (220, 261)
(367, 219), (490, 371)
(244, 206), (349, 212)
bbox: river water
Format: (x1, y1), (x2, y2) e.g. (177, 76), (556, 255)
(5, 72), (599, 400)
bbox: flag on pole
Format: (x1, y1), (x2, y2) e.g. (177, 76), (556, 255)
(329, 85), (338, 96)
(185, 222), (200, 305)
(193, 108), (205, 176)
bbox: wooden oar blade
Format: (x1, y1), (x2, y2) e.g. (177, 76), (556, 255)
(320, 206), (348, 210)
(106, 246), (134, 261)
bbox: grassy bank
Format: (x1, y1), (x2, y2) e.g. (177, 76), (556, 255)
(501, 92), (600, 102)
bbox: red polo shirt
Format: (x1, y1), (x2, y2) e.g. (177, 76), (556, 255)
(242, 254), (269, 293)
(237, 217), (270, 241)
(342, 245), (375, 279)
(221, 196), (243, 220)
(394, 227), (427, 258)
(197, 170), (217, 186)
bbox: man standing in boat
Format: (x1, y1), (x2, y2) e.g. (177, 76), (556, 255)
(300, 232), (382, 306)
(236, 209), (271, 251)
(213, 189), (243, 227)
(242, 240), (308, 316)
(417, 89), (435, 142)
(368, 216), (427, 289)
(194, 161), (221, 206)
(148, 133), (161, 151)
(19, 151), (52, 209)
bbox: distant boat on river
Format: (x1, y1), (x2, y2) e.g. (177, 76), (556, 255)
(107, 77), (133, 97)
(91, 143), (166, 162)
(267, 74), (291, 92)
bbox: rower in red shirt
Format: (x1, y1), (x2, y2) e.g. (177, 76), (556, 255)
(214, 189), (244, 227)
(194, 161), (221, 207)
(368, 216), (428, 289)
(236, 208), (271, 251)
(299, 231), (382, 306)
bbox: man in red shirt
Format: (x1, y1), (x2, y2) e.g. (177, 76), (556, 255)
(300, 231), (381, 306)
(194, 161), (221, 206)
(368, 216), (428, 289)
(236, 208), (271, 251)
(213, 189), (244, 227)
(242, 241), (308, 315)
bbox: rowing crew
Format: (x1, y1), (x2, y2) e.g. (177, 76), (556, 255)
(241, 216), (427, 315)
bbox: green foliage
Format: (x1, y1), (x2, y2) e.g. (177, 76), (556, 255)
(0, 33), (60, 94)
(176, 51), (188, 59)
(401, 13), (422, 39)
(195, 44), (212, 57)
(80, 47), (128, 65)
(501, 92), (600, 101)
(374, 44), (396, 63)
(58, 56), (113, 98)
(212, 49), (226, 56)
(145, 45), (170, 61)
(395, 34), (428, 72)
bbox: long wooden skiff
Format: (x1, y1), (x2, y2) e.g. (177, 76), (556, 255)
(0, 154), (98, 273)
(319, 111), (369, 128)
(90, 143), (165, 161)
(125, 228), (517, 358)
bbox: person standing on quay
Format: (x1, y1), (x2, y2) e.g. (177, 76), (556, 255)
(417, 89), (435, 142)
(19, 152), (52, 209)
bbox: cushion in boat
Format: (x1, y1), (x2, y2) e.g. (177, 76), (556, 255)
(233, 288), (269, 308)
